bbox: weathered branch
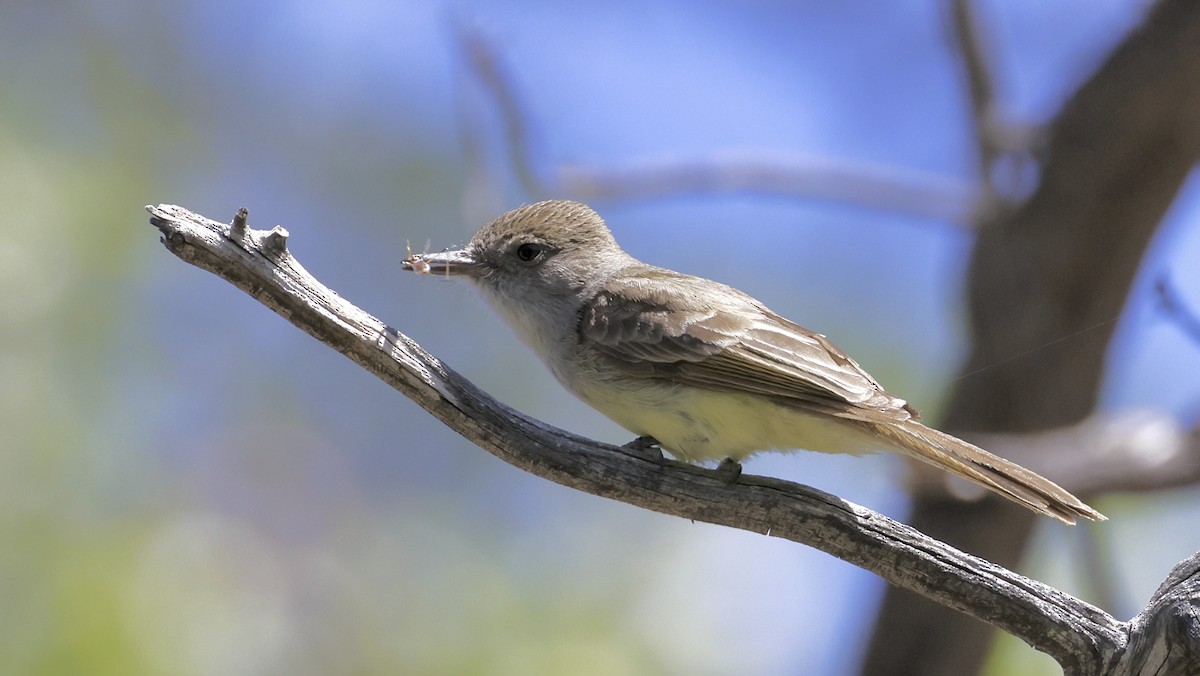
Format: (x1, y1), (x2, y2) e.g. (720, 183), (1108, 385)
(1111, 552), (1200, 675)
(149, 203), (1200, 674)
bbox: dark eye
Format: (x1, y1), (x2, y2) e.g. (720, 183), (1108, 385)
(515, 242), (546, 263)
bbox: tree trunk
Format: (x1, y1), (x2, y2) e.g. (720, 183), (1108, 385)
(860, 1), (1200, 673)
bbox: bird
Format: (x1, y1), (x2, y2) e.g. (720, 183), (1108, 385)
(403, 200), (1104, 524)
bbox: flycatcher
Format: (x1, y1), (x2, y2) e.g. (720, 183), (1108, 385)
(403, 200), (1103, 524)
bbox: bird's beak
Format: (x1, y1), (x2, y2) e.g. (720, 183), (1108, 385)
(403, 247), (484, 278)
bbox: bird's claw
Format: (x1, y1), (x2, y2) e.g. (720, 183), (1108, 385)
(716, 457), (742, 483)
(622, 435), (663, 461)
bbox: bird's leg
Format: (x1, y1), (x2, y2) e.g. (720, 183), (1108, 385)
(716, 457), (742, 483)
(621, 435), (663, 461)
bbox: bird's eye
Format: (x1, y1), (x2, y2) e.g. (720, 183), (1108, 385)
(515, 242), (546, 263)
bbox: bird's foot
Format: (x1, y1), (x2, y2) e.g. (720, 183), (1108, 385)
(716, 457), (742, 483)
(622, 435), (663, 461)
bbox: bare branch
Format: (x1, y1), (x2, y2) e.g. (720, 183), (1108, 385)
(945, 0), (1045, 219)
(556, 153), (977, 224)
(455, 27), (543, 198)
(1110, 552), (1200, 675)
(149, 203), (1135, 672)
(947, 0), (1001, 202)
(1156, 274), (1200, 345)
(945, 410), (1200, 498)
(456, 26), (978, 223)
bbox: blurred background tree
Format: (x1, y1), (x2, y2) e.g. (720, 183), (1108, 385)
(2, 2), (1199, 675)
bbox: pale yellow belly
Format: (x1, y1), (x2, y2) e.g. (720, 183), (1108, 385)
(575, 378), (883, 463)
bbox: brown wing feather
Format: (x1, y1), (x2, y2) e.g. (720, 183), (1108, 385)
(578, 267), (916, 424)
(577, 267), (1107, 523)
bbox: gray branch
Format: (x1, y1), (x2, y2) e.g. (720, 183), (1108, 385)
(947, 0), (1001, 210)
(455, 25), (978, 224)
(942, 410), (1200, 498)
(149, 203), (1198, 674)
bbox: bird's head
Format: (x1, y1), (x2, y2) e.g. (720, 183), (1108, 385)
(404, 200), (629, 304)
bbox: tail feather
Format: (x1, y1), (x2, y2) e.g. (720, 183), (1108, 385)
(872, 420), (1105, 525)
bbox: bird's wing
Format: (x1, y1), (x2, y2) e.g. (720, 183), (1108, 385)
(578, 268), (916, 424)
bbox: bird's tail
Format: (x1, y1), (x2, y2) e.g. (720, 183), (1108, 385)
(872, 419), (1105, 524)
